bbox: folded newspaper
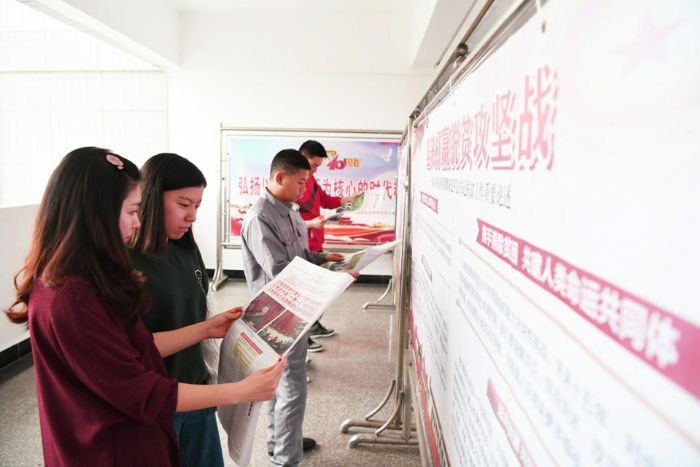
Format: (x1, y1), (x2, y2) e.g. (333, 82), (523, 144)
(344, 187), (387, 212)
(321, 239), (399, 272)
(324, 187), (392, 222)
(216, 257), (354, 466)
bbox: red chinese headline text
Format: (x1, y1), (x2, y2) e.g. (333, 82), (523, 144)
(269, 281), (321, 319)
(427, 65), (558, 172)
(317, 177), (397, 200)
(237, 176), (397, 201)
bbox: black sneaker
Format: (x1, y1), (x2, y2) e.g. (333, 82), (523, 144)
(268, 438), (317, 457)
(307, 337), (323, 353)
(310, 321), (335, 338)
(303, 437), (317, 452)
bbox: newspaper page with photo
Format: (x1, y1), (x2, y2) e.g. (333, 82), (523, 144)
(217, 257), (354, 466)
(322, 239), (399, 272)
(323, 187), (396, 245)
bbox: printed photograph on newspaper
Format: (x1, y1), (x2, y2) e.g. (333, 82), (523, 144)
(216, 257), (354, 466)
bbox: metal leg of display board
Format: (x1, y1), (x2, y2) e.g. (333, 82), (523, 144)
(340, 289), (418, 448)
(339, 316), (418, 447)
(341, 117), (420, 450)
(362, 278), (395, 310)
(210, 244), (228, 292)
(213, 126), (230, 293)
(210, 265), (228, 292)
(407, 348), (432, 466)
(340, 380), (403, 433)
(344, 383), (419, 449)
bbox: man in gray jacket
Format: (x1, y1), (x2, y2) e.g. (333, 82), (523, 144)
(241, 149), (353, 466)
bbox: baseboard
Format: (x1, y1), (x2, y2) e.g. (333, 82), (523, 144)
(0, 338), (31, 371)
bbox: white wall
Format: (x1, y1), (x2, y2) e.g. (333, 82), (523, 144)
(0, 0), (168, 207)
(172, 10), (434, 268)
(170, 70), (431, 268)
(0, 70), (168, 206)
(0, 205), (38, 351)
(6, 0), (459, 270)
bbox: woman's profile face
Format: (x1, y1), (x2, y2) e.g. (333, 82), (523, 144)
(119, 185), (142, 244)
(163, 186), (205, 240)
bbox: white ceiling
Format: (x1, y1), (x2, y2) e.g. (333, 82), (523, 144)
(167, 0), (479, 71)
(170, 0), (407, 14)
(19, 0), (482, 74)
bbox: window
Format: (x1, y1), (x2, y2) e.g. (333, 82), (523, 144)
(0, 0), (168, 206)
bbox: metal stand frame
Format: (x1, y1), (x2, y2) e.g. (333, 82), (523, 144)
(211, 124), (231, 292)
(340, 380), (400, 433)
(362, 278), (394, 310)
(339, 120), (419, 451)
(407, 348), (432, 466)
(340, 360), (419, 449)
(211, 250), (228, 291)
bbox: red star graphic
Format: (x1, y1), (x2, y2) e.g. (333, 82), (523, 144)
(616, 15), (683, 74)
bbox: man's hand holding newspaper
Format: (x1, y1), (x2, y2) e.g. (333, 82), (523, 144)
(322, 239), (399, 273)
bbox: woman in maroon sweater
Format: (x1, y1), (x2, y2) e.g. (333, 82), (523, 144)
(6, 147), (284, 466)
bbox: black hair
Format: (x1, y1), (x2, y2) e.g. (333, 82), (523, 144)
(8, 147), (148, 327)
(298, 140), (328, 158)
(131, 153), (207, 256)
(270, 149), (311, 177)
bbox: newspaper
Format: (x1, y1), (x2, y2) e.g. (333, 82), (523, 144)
(344, 187), (387, 212)
(325, 187), (391, 221)
(216, 257), (354, 466)
(322, 239), (399, 272)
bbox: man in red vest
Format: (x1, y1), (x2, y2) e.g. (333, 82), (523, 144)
(297, 140), (351, 349)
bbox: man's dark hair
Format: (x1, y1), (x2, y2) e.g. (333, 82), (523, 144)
(298, 140), (328, 158)
(270, 149), (311, 177)
(132, 153), (207, 256)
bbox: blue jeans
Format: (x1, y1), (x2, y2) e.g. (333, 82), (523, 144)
(173, 407), (225, 467)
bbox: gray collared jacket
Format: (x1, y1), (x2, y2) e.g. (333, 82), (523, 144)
(241, 188), (326, 294)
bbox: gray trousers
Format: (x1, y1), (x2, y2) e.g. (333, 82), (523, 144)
(267, 332), (308, 466)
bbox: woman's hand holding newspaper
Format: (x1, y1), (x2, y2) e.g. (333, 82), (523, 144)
(205, 307), (243, 338)
(233, 358), (286, 402)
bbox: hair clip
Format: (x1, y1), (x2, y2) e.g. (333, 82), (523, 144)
(106, 154), (124, 170)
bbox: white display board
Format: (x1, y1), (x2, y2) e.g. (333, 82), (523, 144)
(222, 130), (400, 247)
(213, 129), (401, 281)
(409, 0), (700, 465)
